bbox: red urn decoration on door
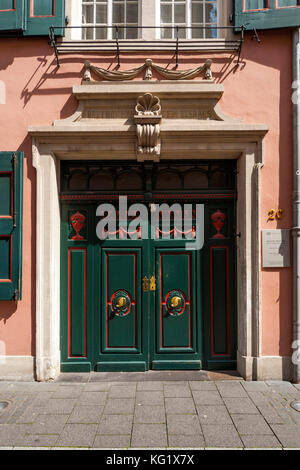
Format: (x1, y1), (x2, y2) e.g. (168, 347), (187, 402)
(70, 211), (86, 240)
(211, 209), (226, 239)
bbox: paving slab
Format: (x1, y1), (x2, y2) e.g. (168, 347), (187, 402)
(131, 424), (168, 448)
(68, 405), (104, 424)
(223, 397), (260, 414)
(93, 435), (131, 448)
(103, 398), (135, 414)
(77, 391), (108, 405)
(165, 398), (196, 414)
(29, 414), (68, 434)
(216, 382), (248, 398)
(108, 385), (137, 398)
(134, 405), (166, 424)
(196, 405), (232, 425)
(166, 414), (202, 435)
(192, 390), (223, 405)
(137, 382), (164, 391)
(168, 435), (205, 448)
(55, 424), (98, 447)
(164, 385), (192, 398)
(270, 424), (300, 448)
(39, 399), (77, 414)
(189, 381), (217, 391)
(0, 424), (31, 446)
(201, 424), (243, 448)
(15, 434), (59, 448)
(98, 414), (133, 435)
(231, 414), (274, 435)
(241, 435), (282, 448)
(136, 391), (164, 405)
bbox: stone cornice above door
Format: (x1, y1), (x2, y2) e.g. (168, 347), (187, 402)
(29, 80), (268, 161)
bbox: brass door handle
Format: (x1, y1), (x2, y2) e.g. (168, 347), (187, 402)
(116, 296), (126, 308)
(170, 296), (181, 308)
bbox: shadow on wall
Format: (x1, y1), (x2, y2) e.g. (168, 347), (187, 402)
(0, 302), (18, 324)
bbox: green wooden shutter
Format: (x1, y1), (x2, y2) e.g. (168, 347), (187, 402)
(234, 0), (300, 30)
(0, 152), (23, 301)
(0, 0), (25, 32)
(25, 0), (65, 36)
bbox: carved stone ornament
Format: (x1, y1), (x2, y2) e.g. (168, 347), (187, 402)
(83, 58), (213, 82)
(134, 93), (162, 161)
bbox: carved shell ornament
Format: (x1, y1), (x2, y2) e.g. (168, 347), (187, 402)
(135, 93), (161, 116)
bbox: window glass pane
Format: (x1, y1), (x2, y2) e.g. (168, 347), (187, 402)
(113, 2), (125, 22)
(191, 26), (204, 38)
(127, 2), (139, 23)
(174, 4), (186, 22)
(126, 26), (138, 38)
(206, 24), (217, 38)
(95, 27), (108, 38)
(82, 4), (94, 23)
(161, 27), (172, 38)
(96, 4), (108, 23)
(192, 3), (203, 22)
(82, 26), (94, 39)
(205, 2), (217, 23)
(161, 4), (172, 22)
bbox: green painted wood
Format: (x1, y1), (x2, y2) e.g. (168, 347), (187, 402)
(152, 360), (201, 370)
(96, 362), (147, 372)
(32, 0), (54, 16)
(0, 0), (25, 32)
(234, 0), (300, 30)
(61, 362), (92, 372)
(211, 247), (228, 355)
(25, 0), (65, 36)
(202, 201), (237, 370)
(60, 204), (94, 369)
(69, 248), (86, 357)
(60, 166), (237, 373)
(0, 175), (11, 216)
(103, 250), (140, 350)
(159, 252), (193, 350)
(0, 152), (23, 301)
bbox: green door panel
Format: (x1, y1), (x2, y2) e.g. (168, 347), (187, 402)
(101, 249), (142, 352)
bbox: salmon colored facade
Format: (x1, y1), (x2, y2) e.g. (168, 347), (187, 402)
(0, 0), (299, 381)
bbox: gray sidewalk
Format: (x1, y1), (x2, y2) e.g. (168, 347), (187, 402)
(0, 371), (300, 450)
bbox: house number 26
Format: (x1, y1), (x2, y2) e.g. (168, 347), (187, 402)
(268, 209), (284, 220)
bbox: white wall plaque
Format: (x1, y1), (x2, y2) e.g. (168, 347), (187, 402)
(262, 229), (291, 268)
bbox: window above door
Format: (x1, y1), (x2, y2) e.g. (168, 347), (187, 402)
(67, 0), (231, 41)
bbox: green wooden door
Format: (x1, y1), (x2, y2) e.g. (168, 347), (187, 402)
(60, 161), (237, 372)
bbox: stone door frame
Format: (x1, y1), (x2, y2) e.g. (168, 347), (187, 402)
(29, 80), (279, 381)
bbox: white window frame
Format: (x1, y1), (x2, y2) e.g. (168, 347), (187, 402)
(67, 0), (226, 42)
(155, 0), (221, 40)
(72, 0), (142, 40)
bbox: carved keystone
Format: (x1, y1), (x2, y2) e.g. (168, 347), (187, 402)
(134, 93), (162, 162)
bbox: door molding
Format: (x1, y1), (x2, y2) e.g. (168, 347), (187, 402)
(30, 80), (269, 381)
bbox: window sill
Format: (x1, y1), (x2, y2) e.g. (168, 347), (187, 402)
(57, 38), (241, 53)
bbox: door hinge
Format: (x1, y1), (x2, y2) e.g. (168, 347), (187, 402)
(13, 289), (19, 301)
(149, 276), (156, 291)
(142, 276), (149, 292)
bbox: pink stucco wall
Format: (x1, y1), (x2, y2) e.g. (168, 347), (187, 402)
(0, 29), (293, 358)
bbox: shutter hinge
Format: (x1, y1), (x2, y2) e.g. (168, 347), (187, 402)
(13, 289), (19, 301)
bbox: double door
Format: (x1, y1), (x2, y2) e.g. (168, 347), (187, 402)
(60, 198), (236, 372)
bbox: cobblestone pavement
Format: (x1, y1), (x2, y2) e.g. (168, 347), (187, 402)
(0, 373), (300, 449)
